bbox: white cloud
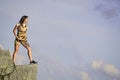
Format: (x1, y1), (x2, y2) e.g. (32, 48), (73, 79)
(80, 71), (91, 80)
(103, 64), (120, 77)
(91, 60), (103, 69)
(91, 60), (120, 78)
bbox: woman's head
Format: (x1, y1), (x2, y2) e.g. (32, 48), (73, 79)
(19, 15), (28, 24)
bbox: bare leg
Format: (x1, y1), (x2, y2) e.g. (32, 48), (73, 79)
(21, 42), (33, 62)
(12, 43), (20, 62)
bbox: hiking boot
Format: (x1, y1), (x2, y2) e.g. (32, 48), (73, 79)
(30, 60), (37, 64)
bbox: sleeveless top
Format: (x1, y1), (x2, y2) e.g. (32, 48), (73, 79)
(16, 23), (28, 41)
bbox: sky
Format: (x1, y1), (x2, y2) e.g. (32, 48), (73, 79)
(0, 0), (120, 80)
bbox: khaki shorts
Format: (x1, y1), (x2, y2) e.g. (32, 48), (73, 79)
(15, 38), (30, 47)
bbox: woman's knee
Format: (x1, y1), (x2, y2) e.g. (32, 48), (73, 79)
(27, 46), (31, 51)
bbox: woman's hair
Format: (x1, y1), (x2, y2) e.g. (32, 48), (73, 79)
(19, 15), (28, 24)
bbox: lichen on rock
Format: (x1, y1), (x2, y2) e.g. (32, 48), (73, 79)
(0, 47), (38, 80)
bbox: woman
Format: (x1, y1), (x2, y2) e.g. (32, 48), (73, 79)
(12, 15), (37, 64)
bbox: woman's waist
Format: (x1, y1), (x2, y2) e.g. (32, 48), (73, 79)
(17, 33), (27, 36)
(16, 36), (27, 41)
(17, 33), (27, 38)
(18, 31), (26, 34)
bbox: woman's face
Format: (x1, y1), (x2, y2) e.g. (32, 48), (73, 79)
(24, 18), (28, 24)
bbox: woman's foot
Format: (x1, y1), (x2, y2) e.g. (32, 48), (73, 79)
(30, 60), (37, 64)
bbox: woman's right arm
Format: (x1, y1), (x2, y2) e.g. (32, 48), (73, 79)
(13, 25), (19, 39)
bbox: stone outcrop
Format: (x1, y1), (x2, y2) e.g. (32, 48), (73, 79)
(0, 46), (38, 80)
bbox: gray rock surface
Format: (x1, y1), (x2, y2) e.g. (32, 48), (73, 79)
(0, 47), (38, 80)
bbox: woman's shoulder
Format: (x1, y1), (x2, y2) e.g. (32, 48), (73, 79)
(16, 23), (21, 26)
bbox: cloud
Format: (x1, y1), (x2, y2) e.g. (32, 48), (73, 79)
(91, 60), (103, 69)
(91, 60), (120, 78)
(80, 71), (91, 80)
(94, 0), (120, 19)
(103, 64), (120, 77)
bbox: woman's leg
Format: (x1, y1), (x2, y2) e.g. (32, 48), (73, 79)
(12, 43), (20, 62)
(21, 42), (33, 62)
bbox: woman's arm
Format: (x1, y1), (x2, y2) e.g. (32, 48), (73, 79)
(13, 25), (19, 39)
(13, 25), (25, 41)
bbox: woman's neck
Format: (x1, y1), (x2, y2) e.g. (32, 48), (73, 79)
(23, 22), (26, 24)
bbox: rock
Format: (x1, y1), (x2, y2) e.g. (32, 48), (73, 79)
(10, 64), (38, 80)
(0, 47), (38, 80)
(0, 45), (3, 50)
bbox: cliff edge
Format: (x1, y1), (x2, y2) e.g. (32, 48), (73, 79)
(0, 46), (38, 80)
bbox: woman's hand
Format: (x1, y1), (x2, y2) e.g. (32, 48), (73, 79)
(16, 36), (21, 40)
(17, 36), (26, 41)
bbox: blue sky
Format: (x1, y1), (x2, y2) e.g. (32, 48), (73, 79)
(0, 0), (120, 80)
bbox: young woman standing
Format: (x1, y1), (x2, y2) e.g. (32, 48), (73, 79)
(12, 15), (37, 64)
